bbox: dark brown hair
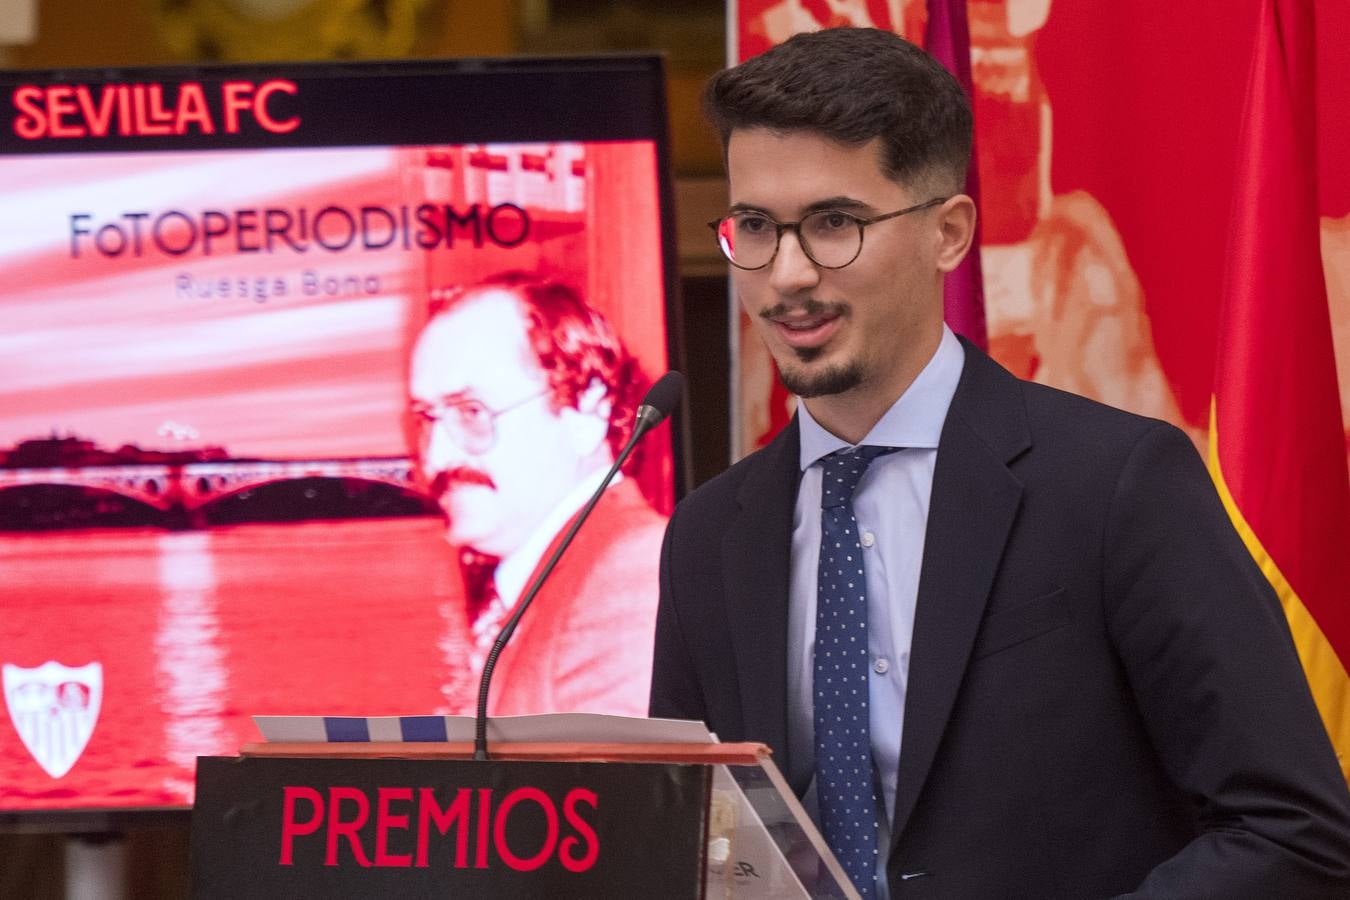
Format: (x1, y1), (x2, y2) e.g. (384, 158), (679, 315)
(703, 27), (972, 194)
(429, 271), (645, 460)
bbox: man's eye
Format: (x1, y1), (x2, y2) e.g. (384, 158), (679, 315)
(810, 211), (856, 233)
(455, 401), (490, 423)
(736, 215), (774, 236)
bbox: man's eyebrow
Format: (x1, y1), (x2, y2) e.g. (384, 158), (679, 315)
(802, 196), (872, 214)
(726, 196), (872, 217)
(727, 201), (771, 215)
(410, 390), (473, 408)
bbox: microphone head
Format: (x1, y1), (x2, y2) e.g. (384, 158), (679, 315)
(635, 371), (685, 431)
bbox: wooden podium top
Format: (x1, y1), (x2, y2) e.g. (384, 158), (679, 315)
(238, 740), (770, 765)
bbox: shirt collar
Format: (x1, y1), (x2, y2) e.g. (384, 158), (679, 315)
(798, 324), (965, 471)
(495, 466), (618, 604)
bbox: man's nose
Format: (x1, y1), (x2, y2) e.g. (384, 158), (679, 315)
(423, 419), (467, 473)
(768, 229), (821, 296)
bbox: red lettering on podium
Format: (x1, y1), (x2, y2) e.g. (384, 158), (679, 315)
(415, 787), (471, 868)
(493, 787), (560, 872)
(560, 788), (600, 872)
(275, 782), (603, 872)
(374, 787), (414, 867)
(279, 786), (324, 865)
(324, 787), (372, 867)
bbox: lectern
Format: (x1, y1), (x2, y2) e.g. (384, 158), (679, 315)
(189, 715), (858, 898)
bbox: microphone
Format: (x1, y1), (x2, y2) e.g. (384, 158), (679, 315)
(634, 371), (685, 435)
(473, 371), (685, 760)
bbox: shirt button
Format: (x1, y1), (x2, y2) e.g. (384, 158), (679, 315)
(861, 531), (875, 548)
(873, 658), (890, 675)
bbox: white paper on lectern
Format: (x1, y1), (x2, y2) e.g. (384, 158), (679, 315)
(251, 712), (717, 745)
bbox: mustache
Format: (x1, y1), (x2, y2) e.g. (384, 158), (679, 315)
(759, 298), (847, 320)
(429, 467), (496, 498)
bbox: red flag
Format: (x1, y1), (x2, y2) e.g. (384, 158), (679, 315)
(1208, 0), (1350, 780)
(926, 0), (987, 349)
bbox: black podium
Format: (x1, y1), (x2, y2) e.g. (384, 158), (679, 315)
(190, 724), (858, 898)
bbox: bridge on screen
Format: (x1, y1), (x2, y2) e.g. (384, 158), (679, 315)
(0, 457), (423, 511)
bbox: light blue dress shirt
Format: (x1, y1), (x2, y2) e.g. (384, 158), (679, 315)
(788, 326), (964, 897)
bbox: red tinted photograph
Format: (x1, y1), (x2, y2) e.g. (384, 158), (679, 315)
(0, 139), (673, 811)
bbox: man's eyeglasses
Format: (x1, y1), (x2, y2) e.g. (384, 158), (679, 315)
(708, 198), (948, 271)
(410, 390), (549, 456)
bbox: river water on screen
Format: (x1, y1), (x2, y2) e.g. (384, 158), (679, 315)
(0, 517), (476, 810)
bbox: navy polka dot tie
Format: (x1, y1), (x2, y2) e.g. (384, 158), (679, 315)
(815, 445), (892, 899)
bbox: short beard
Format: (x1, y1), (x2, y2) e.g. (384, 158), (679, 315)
(777, 358), (865, 398)
(759, 298), (863, 397)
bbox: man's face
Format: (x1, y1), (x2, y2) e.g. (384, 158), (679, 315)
(409, 290), (599, 558)
(726, 128), (948, 412)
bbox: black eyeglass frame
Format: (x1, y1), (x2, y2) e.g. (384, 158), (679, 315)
(707, 197), (949, 271)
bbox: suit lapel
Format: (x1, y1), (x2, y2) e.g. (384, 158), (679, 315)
(890, 343), (1030, 844)
(722, 419), (801, 778)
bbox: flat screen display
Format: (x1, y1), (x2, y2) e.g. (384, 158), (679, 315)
(0, 59), (678, 817)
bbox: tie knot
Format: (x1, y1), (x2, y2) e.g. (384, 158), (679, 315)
(819, 446), (893, 509)
(459, 549), (501, 616)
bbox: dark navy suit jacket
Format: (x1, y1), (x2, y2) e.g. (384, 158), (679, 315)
(651, 341), (1350, 898)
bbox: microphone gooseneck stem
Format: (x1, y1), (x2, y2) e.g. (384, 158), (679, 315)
(471, 413), (660, 761)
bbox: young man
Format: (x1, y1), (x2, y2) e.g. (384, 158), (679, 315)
(650, 27), (1350, 899)
(409, 272), (666, 717)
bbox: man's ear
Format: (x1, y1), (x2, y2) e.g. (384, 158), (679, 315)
(935, 194), (977, 274)
(561, 377), (612, 457)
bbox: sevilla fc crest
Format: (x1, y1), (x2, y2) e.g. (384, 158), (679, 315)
(3, 661), (103, 778)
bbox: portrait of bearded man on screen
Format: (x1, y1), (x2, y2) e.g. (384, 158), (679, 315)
(407, 271), (667, 717)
